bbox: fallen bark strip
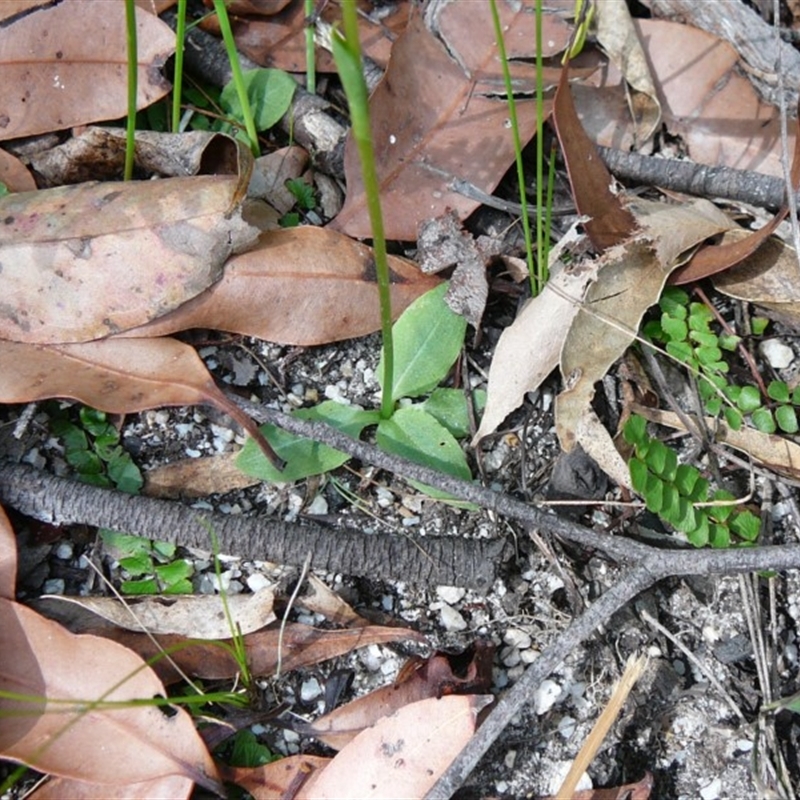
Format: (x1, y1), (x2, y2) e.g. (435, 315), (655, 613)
(0, 462), (504, 590)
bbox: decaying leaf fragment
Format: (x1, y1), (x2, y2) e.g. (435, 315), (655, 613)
(555, 198), (735, 484)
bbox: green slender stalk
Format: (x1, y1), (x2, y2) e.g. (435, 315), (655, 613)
(543, 140), (557, 273)
(332, 2), (394, 420)
(124, 0), (138, 180)
(305, 0), (317, 95)
(212, 0), (260, 156)
(171, 0), (188, 132)
(535, 0), (547, 291)
(489, 0), (536, 295)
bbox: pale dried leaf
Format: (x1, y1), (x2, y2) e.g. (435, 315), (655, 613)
(0, 169), (257, 344)
(296, 695), (491, 799)
(248, 146), (309, 213)
(556, 200), (733, 470)
(0, 505), (16, 599)
(0, 599), (220, 790)
(121, 227), (441, 346)
(632, 404), (800, 479)
(46, 588), (275, 639)
(594, 0), (660, 144)
(474, 258), (598, 443)
(298, 574), (365, 628)
(144, 453), (259, 499)
(0, 1), (174, 141)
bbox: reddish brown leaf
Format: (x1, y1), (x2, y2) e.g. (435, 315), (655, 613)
(220, 756), (331, 800)
(0, 1), (174, 141)
(331, 11), (567, 239)
(30, 773), (193, 800)
(296, 695), (490, 799)
(121, 227), (441, 346)
(299, 648), (493, 750)
(0, 147), (36, 192)
(0, 598), (221, 791)
(83, 622), (426, 685)
(552, 61), (638, 251)
(229, 0), (409, 73)
(0, 337), (282, 467)
(0, 505), (16, 599)
(0, 166), (257, 345)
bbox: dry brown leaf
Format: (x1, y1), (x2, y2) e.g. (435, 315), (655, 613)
(0, 0), (174, 141)
(30, 773), (194, 800)
(47, 588), (276, 639)
(543, 773), (654, 800)
(296, 695), (491, 799)
(248, 145), (309, 213)
(556, 199), (734, 479)
(0, 165), (257, 344)
(83, 622), (426, 685)
(144, 453), (260, 499)
(31, 128), (246, 186)
(121, 227), (441, 346)
(229, 0), (408, 73)
(0, 147), (36, 192)
(331, 10), (567, 239)
(0, 505), (16, 599)
(577, 19), (788, 175)
(0, 337), (281, 468)
(552, 63), (637, 251)
(299, 649), (492, 750)
(632, 404), (800, 480)
(298, 574), (366, 629)
(594, 0), (661, 145)
(0, 598), (221, 791)
(220, 756), (331, 800)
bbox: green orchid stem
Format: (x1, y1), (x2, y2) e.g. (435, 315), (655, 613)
(305, 0), (316, 95)
(535, 0), (549, 291)
(212, 0), (260, 156)
(172, 0), (188, 132)
(489, 0), (537, 296)
(332, 1), (394, 420)
(124, 0), (138, 180)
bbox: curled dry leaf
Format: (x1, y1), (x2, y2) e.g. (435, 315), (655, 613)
(0, 598), (221, 791)
(556, 199), (734, 479)
(0, 337), (282, 467)
(331, 9), (569, 239)
(144, 453), (260, 499)
(0, 1), (174, 141)
(0, 163), (257, 344)
(122, 227), (441, 346)
(594, 0), (661, 146)
(296, 695), (492, 800)
(48, 587), (276, 639)
(0, 505), (16, 599)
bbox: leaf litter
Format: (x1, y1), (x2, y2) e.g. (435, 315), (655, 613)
(0, 3), (800, 796)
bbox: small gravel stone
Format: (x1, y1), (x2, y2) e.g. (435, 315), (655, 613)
(300, 677), (322, 702)
(439, 602), (468, 631)
(760, 339), (794, 369)
(436, 586), (466, 604)
(305, 494), (329, 515)
(54, 542), (73, 560)
(699, 777), (722, 800)
(534, 679), (562, 715)
(246, 573), (272, 593)
(504, 628), (532, 650)
(42, 578), (65, 595)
